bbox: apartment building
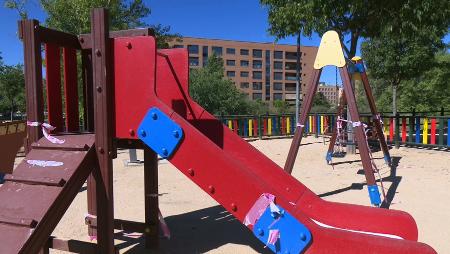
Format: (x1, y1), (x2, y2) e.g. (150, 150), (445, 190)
(169, 37), (318, 103)
(317, 83), (341, 105)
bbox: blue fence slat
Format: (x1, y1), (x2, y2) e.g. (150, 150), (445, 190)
(415, 116), (421, 143)
(447, 118), (450, 146)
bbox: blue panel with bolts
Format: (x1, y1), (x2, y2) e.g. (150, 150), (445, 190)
(137, 107), (183, 158)
(368, 185), (381, 206)
(253, 204), (311, 254)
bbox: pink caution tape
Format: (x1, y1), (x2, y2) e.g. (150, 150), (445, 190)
(266, 229), (280, 246)
(244, 193), (275, 226)
(27, 121), (65, 144)
(27, 160), (63, 167)
(159, 209), (171, 239)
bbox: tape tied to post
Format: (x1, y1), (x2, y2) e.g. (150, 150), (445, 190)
(27, 121), (65, 144)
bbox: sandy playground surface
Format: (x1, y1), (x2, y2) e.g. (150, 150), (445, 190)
(14, 136), (449, 253)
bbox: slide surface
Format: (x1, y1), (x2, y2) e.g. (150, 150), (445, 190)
(113, 36), (436, 253)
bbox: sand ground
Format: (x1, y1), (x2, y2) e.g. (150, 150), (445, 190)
(17, 136), (448, 253)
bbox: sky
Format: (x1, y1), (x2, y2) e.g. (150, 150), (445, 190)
(1, 0), (448, 85)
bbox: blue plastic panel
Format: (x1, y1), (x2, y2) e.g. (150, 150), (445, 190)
(253, 205), (311, 254)
(368, 185), (381, 206)
(138, 107), (183, 158)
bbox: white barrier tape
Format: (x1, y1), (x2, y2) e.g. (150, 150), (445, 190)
(27, 121), (65, 144)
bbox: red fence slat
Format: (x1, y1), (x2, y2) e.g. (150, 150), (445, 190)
(44, 43), (63, 132)
(401, 117), (407, 142)
(63, 47), (79, 132)
(430, 118), (436, 145)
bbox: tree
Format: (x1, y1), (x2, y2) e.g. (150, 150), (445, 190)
(273, 100), (291, 114)
(0, 62), (25, 120)
(362, 28), (447, 116)
(5, 0), (178, 48)
(189, 54), (250, 115)
(398, 51), (450, 112)
(261, 0), (450, 58)
(311, 92), (333, 112)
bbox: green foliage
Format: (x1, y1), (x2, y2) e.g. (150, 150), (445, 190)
(261, 0), (450, 57)
(4, 0), (28, 19)
(0, 60), (25, 120)
(189, 55), (250, 115)
(273, 100), (291, 114)
(397, 52), (450, 112)
(311, 92), (334, 113)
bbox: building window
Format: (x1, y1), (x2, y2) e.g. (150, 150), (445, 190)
(274, 61), (283, 70)
(212, 46), (223, 56)
(240, 71), (249, 77)
(202, 46), (208, 66)
(274, 51), (283, 59)
(285, 83), (296, 91)
(226, 48), (235, 54)
(240, 82), (249, 88)
(274, 72), (283, 80)
(173, 44), (183, 48)
(240, 60), (249, 67)
(273, 82), (283, 91)
(285, 51), (298, 60)
(187, 45), (199, 54)
(226, 60), (235, 66)
(226, 71), (235, 77)
(240, 49), (249, 55)
(273, 93), (283, 100)
(285, 62), (299, 70)
(253, 82), (262, 90)
(189, 57), (199, 66)
(285, 72), (297, 81)
(252, 49), (262, 58)
(253, 71), (262, 79)
(253, 60), (262, 69)
(252, 93), (262, 100)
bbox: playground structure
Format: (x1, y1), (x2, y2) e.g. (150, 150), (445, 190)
(0, 8), (437, 254)
(0, 120), (26, 182)
(283, 31), (391, 206)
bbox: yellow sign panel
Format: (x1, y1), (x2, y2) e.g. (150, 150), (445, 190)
(313, 31), (346, 69)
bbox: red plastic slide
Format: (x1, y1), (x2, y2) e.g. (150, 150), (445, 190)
(113, 36), (436, 253)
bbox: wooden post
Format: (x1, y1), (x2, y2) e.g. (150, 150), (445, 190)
(144, 147), (159, 249)
(91, 8), (115, 253)
(19, 19), (44, 153)
(395, 113), (400, 149)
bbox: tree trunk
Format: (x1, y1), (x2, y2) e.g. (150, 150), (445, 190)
(392, 84), (398, 148)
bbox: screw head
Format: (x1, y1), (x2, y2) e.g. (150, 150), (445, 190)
(140, 129), (146, 137)
(208, 185), (215, 194)
(151, 112), (158, 120)
(188, 168), (194, 176)
(257, 228), (264, 236)
(173, 130), (179, 138)
(300, 233), (306, 241)
(98, 147), (104, 154)
(126, 42), (132, 49)
(79, 37), (84, 43)
(129, 129), (135, 136)
(162, 148), (168, 156)
(96, 86), (102, 93)
(95, 49), (101, 56)
(231, 203), (237, 212)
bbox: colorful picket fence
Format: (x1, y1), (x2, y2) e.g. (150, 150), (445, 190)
(219, 113), (450, 149)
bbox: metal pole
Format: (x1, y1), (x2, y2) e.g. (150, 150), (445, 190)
(295, 30), (301, 126)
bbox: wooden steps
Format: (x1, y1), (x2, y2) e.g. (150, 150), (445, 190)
(0, 134), (96, 253)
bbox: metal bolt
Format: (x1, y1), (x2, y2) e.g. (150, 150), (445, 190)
(126, 42), (132, 49)
(98, 147), (104, 154)
(95, 49), (101, 56)
(129, 129), (135, 136)
(286, 187), (290, 192)
(284, 251), (290, 254)
(173, 130), (179, 138)
(208, 185), (215, 194)
(96, 86), (102, 93)
(300, 233), (306, 241)
(231, 203), (237, 212)
(151, 112), (158, 120)
(257, 228), (264, 236)
(140, 129), (146, 137)
(79, 37), (84, 43)
(188, 168), (194, 176)
(162, 148), (168, 156)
